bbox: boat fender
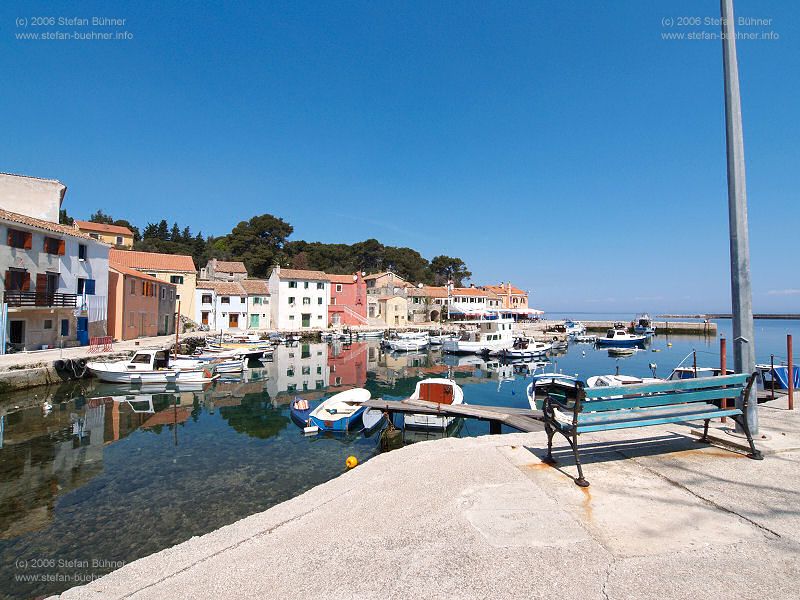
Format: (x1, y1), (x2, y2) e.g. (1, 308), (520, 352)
(345, 456), (358, 469)
(203, 368), (213, 378)
(54, 360), (66, 371)
(303, 425), (319, 435)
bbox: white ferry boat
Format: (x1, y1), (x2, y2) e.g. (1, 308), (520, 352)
(443, 317), (514, 355)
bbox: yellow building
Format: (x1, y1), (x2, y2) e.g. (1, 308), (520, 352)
(74, 220), (135, 249)
(481, 282), (529, 309)
(109, 249), (197, 323)
(377, 295), (408, 327)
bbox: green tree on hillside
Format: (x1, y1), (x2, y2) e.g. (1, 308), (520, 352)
(430, 255), (471, 287)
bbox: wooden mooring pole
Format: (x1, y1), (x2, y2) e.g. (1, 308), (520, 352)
(788, 334), (794, 410)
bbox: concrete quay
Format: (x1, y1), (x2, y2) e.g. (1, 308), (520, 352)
(54, 394), (800, 600)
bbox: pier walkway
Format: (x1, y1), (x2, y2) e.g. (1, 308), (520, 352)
(54, 393), (800, 600)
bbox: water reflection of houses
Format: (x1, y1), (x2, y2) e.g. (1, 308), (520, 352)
(0, 394), (153, 540)
(328, 342), (368, 389)
(265, 342), (330, 403)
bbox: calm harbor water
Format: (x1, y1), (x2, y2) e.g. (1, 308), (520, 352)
(1, 319), (798, 598)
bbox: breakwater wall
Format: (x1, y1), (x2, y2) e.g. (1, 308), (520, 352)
(583, 320), (717, 335)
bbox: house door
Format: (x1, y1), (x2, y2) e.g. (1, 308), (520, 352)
(301, 313), (311, 328)
(250, 314), (259, 328)
(164, 315), (170, 333)
(332, 313), (340, 326)
(9, 321), (25, 346)
(394, 316), (399, 325)
(229, 313), (239, 328)
(201, 311), (209, 326)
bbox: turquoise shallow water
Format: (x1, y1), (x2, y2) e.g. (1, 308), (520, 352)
(1, 322), (798, 598)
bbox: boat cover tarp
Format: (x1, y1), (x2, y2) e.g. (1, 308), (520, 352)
(773, 366), (800, 390)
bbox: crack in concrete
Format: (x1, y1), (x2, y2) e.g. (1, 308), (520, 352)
(120, 487), (355, 599)
(614, 449), (783, 540)
(600, 559), (615, 600)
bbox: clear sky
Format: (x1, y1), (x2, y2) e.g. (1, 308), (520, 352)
(2, 1), (797, 313)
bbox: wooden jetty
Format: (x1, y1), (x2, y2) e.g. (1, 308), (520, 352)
(363, 398), (543, 434)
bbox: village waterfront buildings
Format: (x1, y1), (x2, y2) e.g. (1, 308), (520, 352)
(1, 174), (542, 349)
(74, 220), (135, 249)
(268, 267), (330, 330)
(0, 174), (109, 351)
(108, 249), (197, 321)
(107, 263), (177, 340)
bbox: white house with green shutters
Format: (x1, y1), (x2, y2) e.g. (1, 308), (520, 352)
(268, 266), (329, 330)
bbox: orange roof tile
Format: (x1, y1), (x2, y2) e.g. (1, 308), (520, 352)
(240, 279), (270, 295)
(407, 286), (449, 298)
(110, 263), (173, 284)
(74, 220), (134, 236)
(327, 273), (359, 284)
(482, 284), (527, 296)
(274, 268), (329, 281)
(213, 260), (248, 274)
(196, 281), (246, 295)
(109, 249), (196, 272)
(451, 287), (487, 297)
(0, 208), (99, 241)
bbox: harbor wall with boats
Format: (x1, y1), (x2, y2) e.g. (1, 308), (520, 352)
(582, 320), (717, 335)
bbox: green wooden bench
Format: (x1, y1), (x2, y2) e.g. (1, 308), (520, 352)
(540, 372), (762, 487)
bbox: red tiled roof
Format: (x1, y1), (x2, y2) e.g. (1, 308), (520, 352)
(214, 260), (248, 274)
(407, 286), (448, 298)
(74, 220), (134, 236)
(327, 273), (359, 284)
(240, 279), (270, 295)
(377, 295), (406, 301)
(274, 268), (329, 281)
(109, 249), (196, 272)
(0, 208), (99, 241)
(482, 284), (527, 296)
(451, 287), (487, 297)
(110, 262), (172, 284)
(363, 271), (412, 285)
(196, 281), (246, 295)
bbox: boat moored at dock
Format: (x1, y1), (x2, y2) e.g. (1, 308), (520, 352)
(86, 350), (219, 384)
(443, 317), (514, 355)
(595, 325), (647, 348)
(403, 378), (465, 429)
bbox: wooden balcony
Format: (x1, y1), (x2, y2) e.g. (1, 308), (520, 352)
(3, 291), (78, 308)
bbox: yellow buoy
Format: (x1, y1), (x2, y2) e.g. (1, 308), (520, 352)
(667, 342), (672, 347)
(346, 456), (358, 469)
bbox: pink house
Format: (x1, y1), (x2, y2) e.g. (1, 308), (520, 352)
(328, 273), (368, 326)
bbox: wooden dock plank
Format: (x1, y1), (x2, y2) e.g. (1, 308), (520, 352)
(363, 398), (544, 433)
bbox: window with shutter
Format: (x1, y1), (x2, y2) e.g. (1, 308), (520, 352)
(85, 279), (96, 295)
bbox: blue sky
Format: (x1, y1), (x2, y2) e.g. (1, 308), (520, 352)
(1, 1), (797, 313)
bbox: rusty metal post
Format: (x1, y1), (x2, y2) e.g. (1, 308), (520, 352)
(788, 334), (794, 410)
(720, 338), (727, 422)
(770, 354), (775, 400)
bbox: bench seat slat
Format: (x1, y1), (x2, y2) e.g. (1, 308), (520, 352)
(575, 402), (740, 425)
(582, 374), (749, 399)
(550, 407), (742, 433)
(582, 387), (743, 412)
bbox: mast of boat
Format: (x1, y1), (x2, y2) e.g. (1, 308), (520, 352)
(174, 300), (181, 360)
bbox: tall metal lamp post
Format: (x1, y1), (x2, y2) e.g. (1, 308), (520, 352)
(721, 0), (757, 434)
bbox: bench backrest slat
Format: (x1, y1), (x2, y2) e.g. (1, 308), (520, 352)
(582, 373), (749, 399)
(582, 386), (744, 412)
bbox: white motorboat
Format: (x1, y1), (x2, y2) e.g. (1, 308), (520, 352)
(443, 317), (514, 355)
(87, 350), (219, 385)
(428, 333), (456, 345)
(607, 347), (637, 357)
(586, 374), (662, 388)
(564, 320), (586, 336)
(357, 330), (385, 339)
(595, 326), (647, 348)
(388, 338), (429, 352)
(308, 388), (371, 432)
(403, 378), (464, 429)
(396, 331), (429, 340)
(526, 373), (581, 410)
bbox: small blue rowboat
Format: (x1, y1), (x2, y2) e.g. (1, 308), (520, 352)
(289, 397), (317, 428)
(308, 388), (371, 432)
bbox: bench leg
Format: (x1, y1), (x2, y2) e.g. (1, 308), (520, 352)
(543, 421), (557, 464)
(734, 414), (764, 461)
(698, 419), (710, 443)
(568, 431), (589, 487)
